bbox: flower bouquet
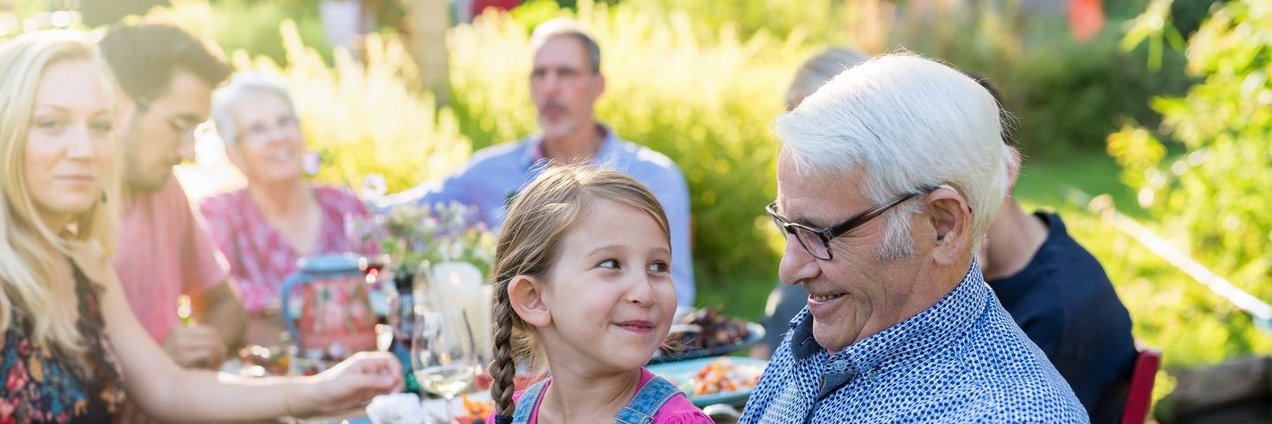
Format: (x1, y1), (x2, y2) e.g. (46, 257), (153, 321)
(356, 201), (496, 281)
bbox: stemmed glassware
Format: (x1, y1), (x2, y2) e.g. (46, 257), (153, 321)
(410, 308), (481, 423)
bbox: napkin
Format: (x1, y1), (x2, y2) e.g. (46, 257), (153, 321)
(365, 393), (425, 424)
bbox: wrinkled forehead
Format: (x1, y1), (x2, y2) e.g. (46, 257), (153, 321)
(776, 151), (872, 219)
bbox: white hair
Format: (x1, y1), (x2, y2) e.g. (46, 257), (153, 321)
(210, 72), (296, 145)
(775, 53), (1011, 257)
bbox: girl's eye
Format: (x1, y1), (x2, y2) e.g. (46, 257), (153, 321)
(647, 261), (669, 273)
(598, 259), (620, 269)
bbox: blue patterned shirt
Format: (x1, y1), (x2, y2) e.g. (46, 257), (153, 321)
(739, 261), (1089, 423)
(380, 124), (695, 306)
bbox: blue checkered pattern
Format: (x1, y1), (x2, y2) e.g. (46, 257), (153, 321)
(739, 261), (1089, 423)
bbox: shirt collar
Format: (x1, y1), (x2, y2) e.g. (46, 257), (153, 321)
(521, 123), (618, 165)
(789, 259), (991, 379)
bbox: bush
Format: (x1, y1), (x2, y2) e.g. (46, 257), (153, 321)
(232, 21), (473, 193)
(1109, 0), (1272, 359)
(149, 0), (332, 65)
(848, 0), (1192, 158)
(160, 6), (473, 199)
(449, 1), (810, 296)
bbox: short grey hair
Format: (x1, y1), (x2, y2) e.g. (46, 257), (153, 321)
(776, 53), (1012, 257)
(785, 47), (871, 110)
(210, 72), (296, 146)
(529, 18), (601, 74)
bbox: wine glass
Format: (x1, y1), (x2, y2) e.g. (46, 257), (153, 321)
(411, 308), (481, 423)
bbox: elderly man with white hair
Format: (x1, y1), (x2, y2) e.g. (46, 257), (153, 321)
(739, 53), (1088, 422)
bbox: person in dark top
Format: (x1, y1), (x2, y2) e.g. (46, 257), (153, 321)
(985, 211), (1136, 423)
(967, 72), (1136, 423)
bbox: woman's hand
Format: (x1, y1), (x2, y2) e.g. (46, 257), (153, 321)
(299, 351), (404, 415)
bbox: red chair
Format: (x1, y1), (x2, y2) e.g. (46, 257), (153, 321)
(1121, 346), (1162, 424)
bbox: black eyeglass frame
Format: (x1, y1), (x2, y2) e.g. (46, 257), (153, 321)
(766, 184), (941, 260)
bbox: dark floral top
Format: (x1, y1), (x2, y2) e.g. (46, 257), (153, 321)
(0, 263), (126, 423)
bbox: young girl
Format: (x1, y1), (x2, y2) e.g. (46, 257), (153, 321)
(487, 167), (711, 424)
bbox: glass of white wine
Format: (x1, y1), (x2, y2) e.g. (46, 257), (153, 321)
(411, 308), (480, 423)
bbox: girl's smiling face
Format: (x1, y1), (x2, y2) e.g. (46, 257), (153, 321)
(538, 198), (677, 373)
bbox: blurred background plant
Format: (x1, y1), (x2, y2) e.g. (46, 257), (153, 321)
(1109, 0), (1272, 361)
(449, 0), (805, 308)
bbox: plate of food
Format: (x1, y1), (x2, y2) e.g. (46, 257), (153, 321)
(650, 307), (764, 364)
(649, 356), (766, 407)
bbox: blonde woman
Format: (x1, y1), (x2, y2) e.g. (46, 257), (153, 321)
(0, 30), (400, 422)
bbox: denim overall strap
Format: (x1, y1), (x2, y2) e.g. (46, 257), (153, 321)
(614, 376), (680, 424)
(511, 379), (549, 424)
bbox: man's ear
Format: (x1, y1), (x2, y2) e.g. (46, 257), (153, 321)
(508, 275), (551, 328)
(1006, 146), (1023, 191)
(593, 73), (606, 98)
(925, 186), (972, 265)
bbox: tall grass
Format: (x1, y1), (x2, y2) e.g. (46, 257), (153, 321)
(235, 21), (472, 193)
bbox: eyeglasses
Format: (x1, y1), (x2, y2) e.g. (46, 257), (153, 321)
(238, 115), (300, 143)
(766, 185), (939, 260)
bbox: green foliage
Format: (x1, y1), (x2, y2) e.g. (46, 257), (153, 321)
(450, 0), (805, 299)
(1110, 0), (1272, 359)
(618, 0), (848, 44)
(850, 0), (1192, 158)
(152, 0), (331, 65)
(228, 21), (471, 193)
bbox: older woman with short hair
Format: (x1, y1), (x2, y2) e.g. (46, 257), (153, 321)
(199, 73), (377, 347)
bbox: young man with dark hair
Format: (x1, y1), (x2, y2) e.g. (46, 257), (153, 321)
(99, 23), (245, 374)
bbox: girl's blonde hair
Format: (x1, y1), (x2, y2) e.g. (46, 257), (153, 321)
(0, 30), (120, 355)
(489, 165), (670, 418)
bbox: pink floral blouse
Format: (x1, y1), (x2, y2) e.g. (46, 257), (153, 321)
(198, 186), (379, 313)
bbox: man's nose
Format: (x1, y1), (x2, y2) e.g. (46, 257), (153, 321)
(778, 237), (819, 286)
(540, 71), (563, 94)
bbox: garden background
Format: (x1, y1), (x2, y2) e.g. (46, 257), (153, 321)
(7, 0), (1269, 418)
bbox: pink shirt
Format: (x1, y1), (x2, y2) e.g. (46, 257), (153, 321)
(490, 368), (712, 424)
(113, 178), (228, 343)
(198, 186), (377, 313)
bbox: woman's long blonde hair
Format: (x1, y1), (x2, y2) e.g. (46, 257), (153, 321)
(488, 165), (670, 418)
(0, 31), (120, 355)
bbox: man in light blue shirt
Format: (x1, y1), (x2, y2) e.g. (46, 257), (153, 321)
(383, 18), (695, 306)
(741, 53), (1087, 422)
